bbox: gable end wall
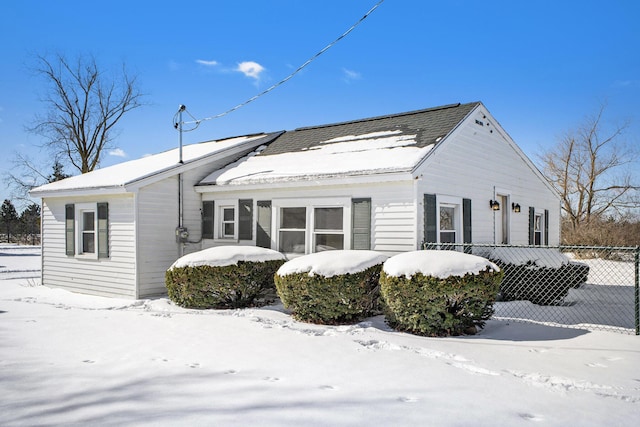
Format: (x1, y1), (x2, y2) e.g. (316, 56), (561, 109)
(41, 195), (136, 298)
(415, 106), (560, 245)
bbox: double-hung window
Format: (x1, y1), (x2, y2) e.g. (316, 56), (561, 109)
(439, 205), (457, 244)
(221, 206), (235, 239)
(279, 207), (306, 254)
(81, 210), (96, 254)
(65, 202), (109, 259)
(314, 207), (344, 251)
(534, 213), (542, 246)
(202, 199), (253, 241)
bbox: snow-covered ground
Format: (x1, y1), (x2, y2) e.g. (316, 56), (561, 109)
(1, 245), (639, 426)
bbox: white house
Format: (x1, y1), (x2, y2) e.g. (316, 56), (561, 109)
(30, 133), (282, 298)
(30, 102), (561, 298)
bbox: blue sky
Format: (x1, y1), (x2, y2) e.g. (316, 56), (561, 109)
(1, 0), (639, 208)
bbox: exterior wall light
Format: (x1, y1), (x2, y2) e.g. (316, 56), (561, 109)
(490, 200), (500, 211)
(512, 203), (521, 213)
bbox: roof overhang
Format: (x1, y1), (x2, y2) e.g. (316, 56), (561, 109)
(29, 186), (131, 199)
(30, 133), (282, 199)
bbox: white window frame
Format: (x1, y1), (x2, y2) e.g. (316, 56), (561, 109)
(436, 195), (462, 245)
(75, 203), (98, 259)
(214, 200), (238, 241)
(534, 212), (544, 246)
(278, 206), (307, 255)
(273, 198), (351, 256)
(313, 207), (345, 252)
(438, 204), (457, 244)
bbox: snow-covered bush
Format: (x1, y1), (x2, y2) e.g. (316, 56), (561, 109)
(274, 250), (388, 324)
(166, 246), (286, 309)
(380, 251), (502, 336)
(489, 248), (589, 305)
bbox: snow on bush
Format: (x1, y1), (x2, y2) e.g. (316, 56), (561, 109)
(383, 250), (499, 279)
(169, 245), (285, 270)
(275, 250), (388, 324)
(166, 246), (286, 309)
(380, 250), (502, 336)
(277, 250), (389, 278)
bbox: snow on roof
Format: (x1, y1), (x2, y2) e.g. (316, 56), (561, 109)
(276, 250), (389, 278)
(30, 134), (269, 195)
(383, 250), (499, 279)
(199, 130), (433, 185)
(169, 246), (286, 270)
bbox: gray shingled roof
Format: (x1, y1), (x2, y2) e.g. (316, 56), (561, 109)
(259, 102), (480, 156)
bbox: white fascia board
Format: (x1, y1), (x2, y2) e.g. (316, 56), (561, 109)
(195, 171), (415, 194)
(30, 186), (129, 199)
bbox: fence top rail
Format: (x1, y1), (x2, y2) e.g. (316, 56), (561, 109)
(422, 243), (639, 251)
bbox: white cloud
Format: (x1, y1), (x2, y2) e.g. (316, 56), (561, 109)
(108, 148), (127, 158)
(235, 61), (265, 80)
(342, 68), (362, 82)
(196, 59), (219, 67)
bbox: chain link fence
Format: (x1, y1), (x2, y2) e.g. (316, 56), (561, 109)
(424, 243), (640, 335)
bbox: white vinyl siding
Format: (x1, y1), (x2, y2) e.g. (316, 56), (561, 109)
(136, 177), (179, 298)
(41, 195), (136, 298)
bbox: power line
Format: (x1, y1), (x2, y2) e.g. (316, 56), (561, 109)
(175, 0), (385, 131)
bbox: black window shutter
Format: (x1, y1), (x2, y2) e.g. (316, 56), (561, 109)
(239, 199), (253, 240)
(544, 209), (549, 245)
(352, 198), (372, 250)
(65, 204), (75, 256)
(202, 201), (214, 239)
(462, 198), (472, 243)
(256, 200), (272, 248)
(528, 206), (535, 245)
(97, 202), (109, 258)
(462, 198), (472, 253)
(424, 194), (437, 247)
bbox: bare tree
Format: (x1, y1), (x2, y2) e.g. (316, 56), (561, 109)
(28, 53), (143, 173)
(541, 104), (639, 231)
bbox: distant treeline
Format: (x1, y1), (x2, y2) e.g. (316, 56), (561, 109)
(0, 199), (40, 245)
(562, 216), (640, 247)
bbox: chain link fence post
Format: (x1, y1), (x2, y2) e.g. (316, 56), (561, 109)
(635, 246), (639, 336)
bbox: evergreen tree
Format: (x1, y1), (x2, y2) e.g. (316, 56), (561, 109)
(0, 199), (19, 243)
(48, 160), (71, 183)
(20, 203), (41, 245)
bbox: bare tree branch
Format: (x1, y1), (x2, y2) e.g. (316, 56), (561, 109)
(540, 103), (639, 231)
(27, 53), (144, 173)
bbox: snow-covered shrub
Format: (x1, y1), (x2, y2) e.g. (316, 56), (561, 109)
(274, 250), (388, 324)
(166, 246), (286, 309)
(489, 248), (589, 305)
(380, 251), (502, 337)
